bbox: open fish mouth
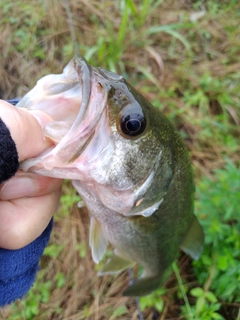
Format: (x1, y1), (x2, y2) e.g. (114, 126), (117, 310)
(19, 57), (121, 173)
(52, 57), (109, 164)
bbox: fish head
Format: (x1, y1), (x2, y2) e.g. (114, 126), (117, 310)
(20, 56), (174, 217)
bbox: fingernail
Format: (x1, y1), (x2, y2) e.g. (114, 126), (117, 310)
(0, 177), (37, 200)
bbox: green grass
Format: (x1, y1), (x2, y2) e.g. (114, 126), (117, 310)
(181, 160), (240, 319)
(193, 161), (240, 301)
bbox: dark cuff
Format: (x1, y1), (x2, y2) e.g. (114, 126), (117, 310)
(0, 118), (19, 184)
(0, 219), (53, 307)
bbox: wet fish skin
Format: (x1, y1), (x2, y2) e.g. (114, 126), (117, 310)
(19, 56), (204, 296)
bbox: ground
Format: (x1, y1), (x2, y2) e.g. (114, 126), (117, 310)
(0, 1), (239, 319)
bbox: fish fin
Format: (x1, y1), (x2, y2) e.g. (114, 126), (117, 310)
(122, 267), (172, 297)
(122, 274), (164, 297)
(99, 250), (135, 275)
(89, 217), (108, 264)
(180, 215), (204, 260)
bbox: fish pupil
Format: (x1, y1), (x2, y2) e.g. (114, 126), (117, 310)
(121, 114), (146, 136)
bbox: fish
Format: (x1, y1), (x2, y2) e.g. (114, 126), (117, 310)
(18, 56), (204, 296)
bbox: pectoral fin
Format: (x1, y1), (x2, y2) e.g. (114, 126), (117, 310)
(99, 250), (135, 275)
(89, 217), (108, 264)
(180, 215), (204, 260)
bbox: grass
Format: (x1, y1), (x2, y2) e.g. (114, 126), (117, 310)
(0, 0), (239, 319)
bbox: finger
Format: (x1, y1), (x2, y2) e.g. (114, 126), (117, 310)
(0, 172), (63, 200)
(0, 100), (53, 161)
(0, 187), (61, 249)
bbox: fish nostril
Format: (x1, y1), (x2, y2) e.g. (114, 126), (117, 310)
(116, 90), (122, 97)
(97, 82), (103, 92)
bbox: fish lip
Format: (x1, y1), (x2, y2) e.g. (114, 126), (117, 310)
(52, 57), (111, 164)
(52, 56), (92, 163)
(95, 67), (124, 82)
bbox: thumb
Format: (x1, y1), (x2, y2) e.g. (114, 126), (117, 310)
(0, 100), (53, 161)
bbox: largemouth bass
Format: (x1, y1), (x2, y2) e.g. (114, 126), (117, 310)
(18, 56), (204, 296)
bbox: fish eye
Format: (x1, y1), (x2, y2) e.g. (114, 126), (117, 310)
(120, 113), (146, 136)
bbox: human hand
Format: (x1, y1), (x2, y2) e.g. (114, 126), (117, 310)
(0, 100), (63, 249)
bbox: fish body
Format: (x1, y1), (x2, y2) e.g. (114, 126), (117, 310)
(18, 56), (204, 296)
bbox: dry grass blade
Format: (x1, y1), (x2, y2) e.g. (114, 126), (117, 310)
(145, 46), (165, 83)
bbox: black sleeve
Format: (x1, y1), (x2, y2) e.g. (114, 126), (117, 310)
(0, 118), (20, 184)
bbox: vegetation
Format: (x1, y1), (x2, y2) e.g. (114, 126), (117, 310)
(0, 0), (239, 319)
